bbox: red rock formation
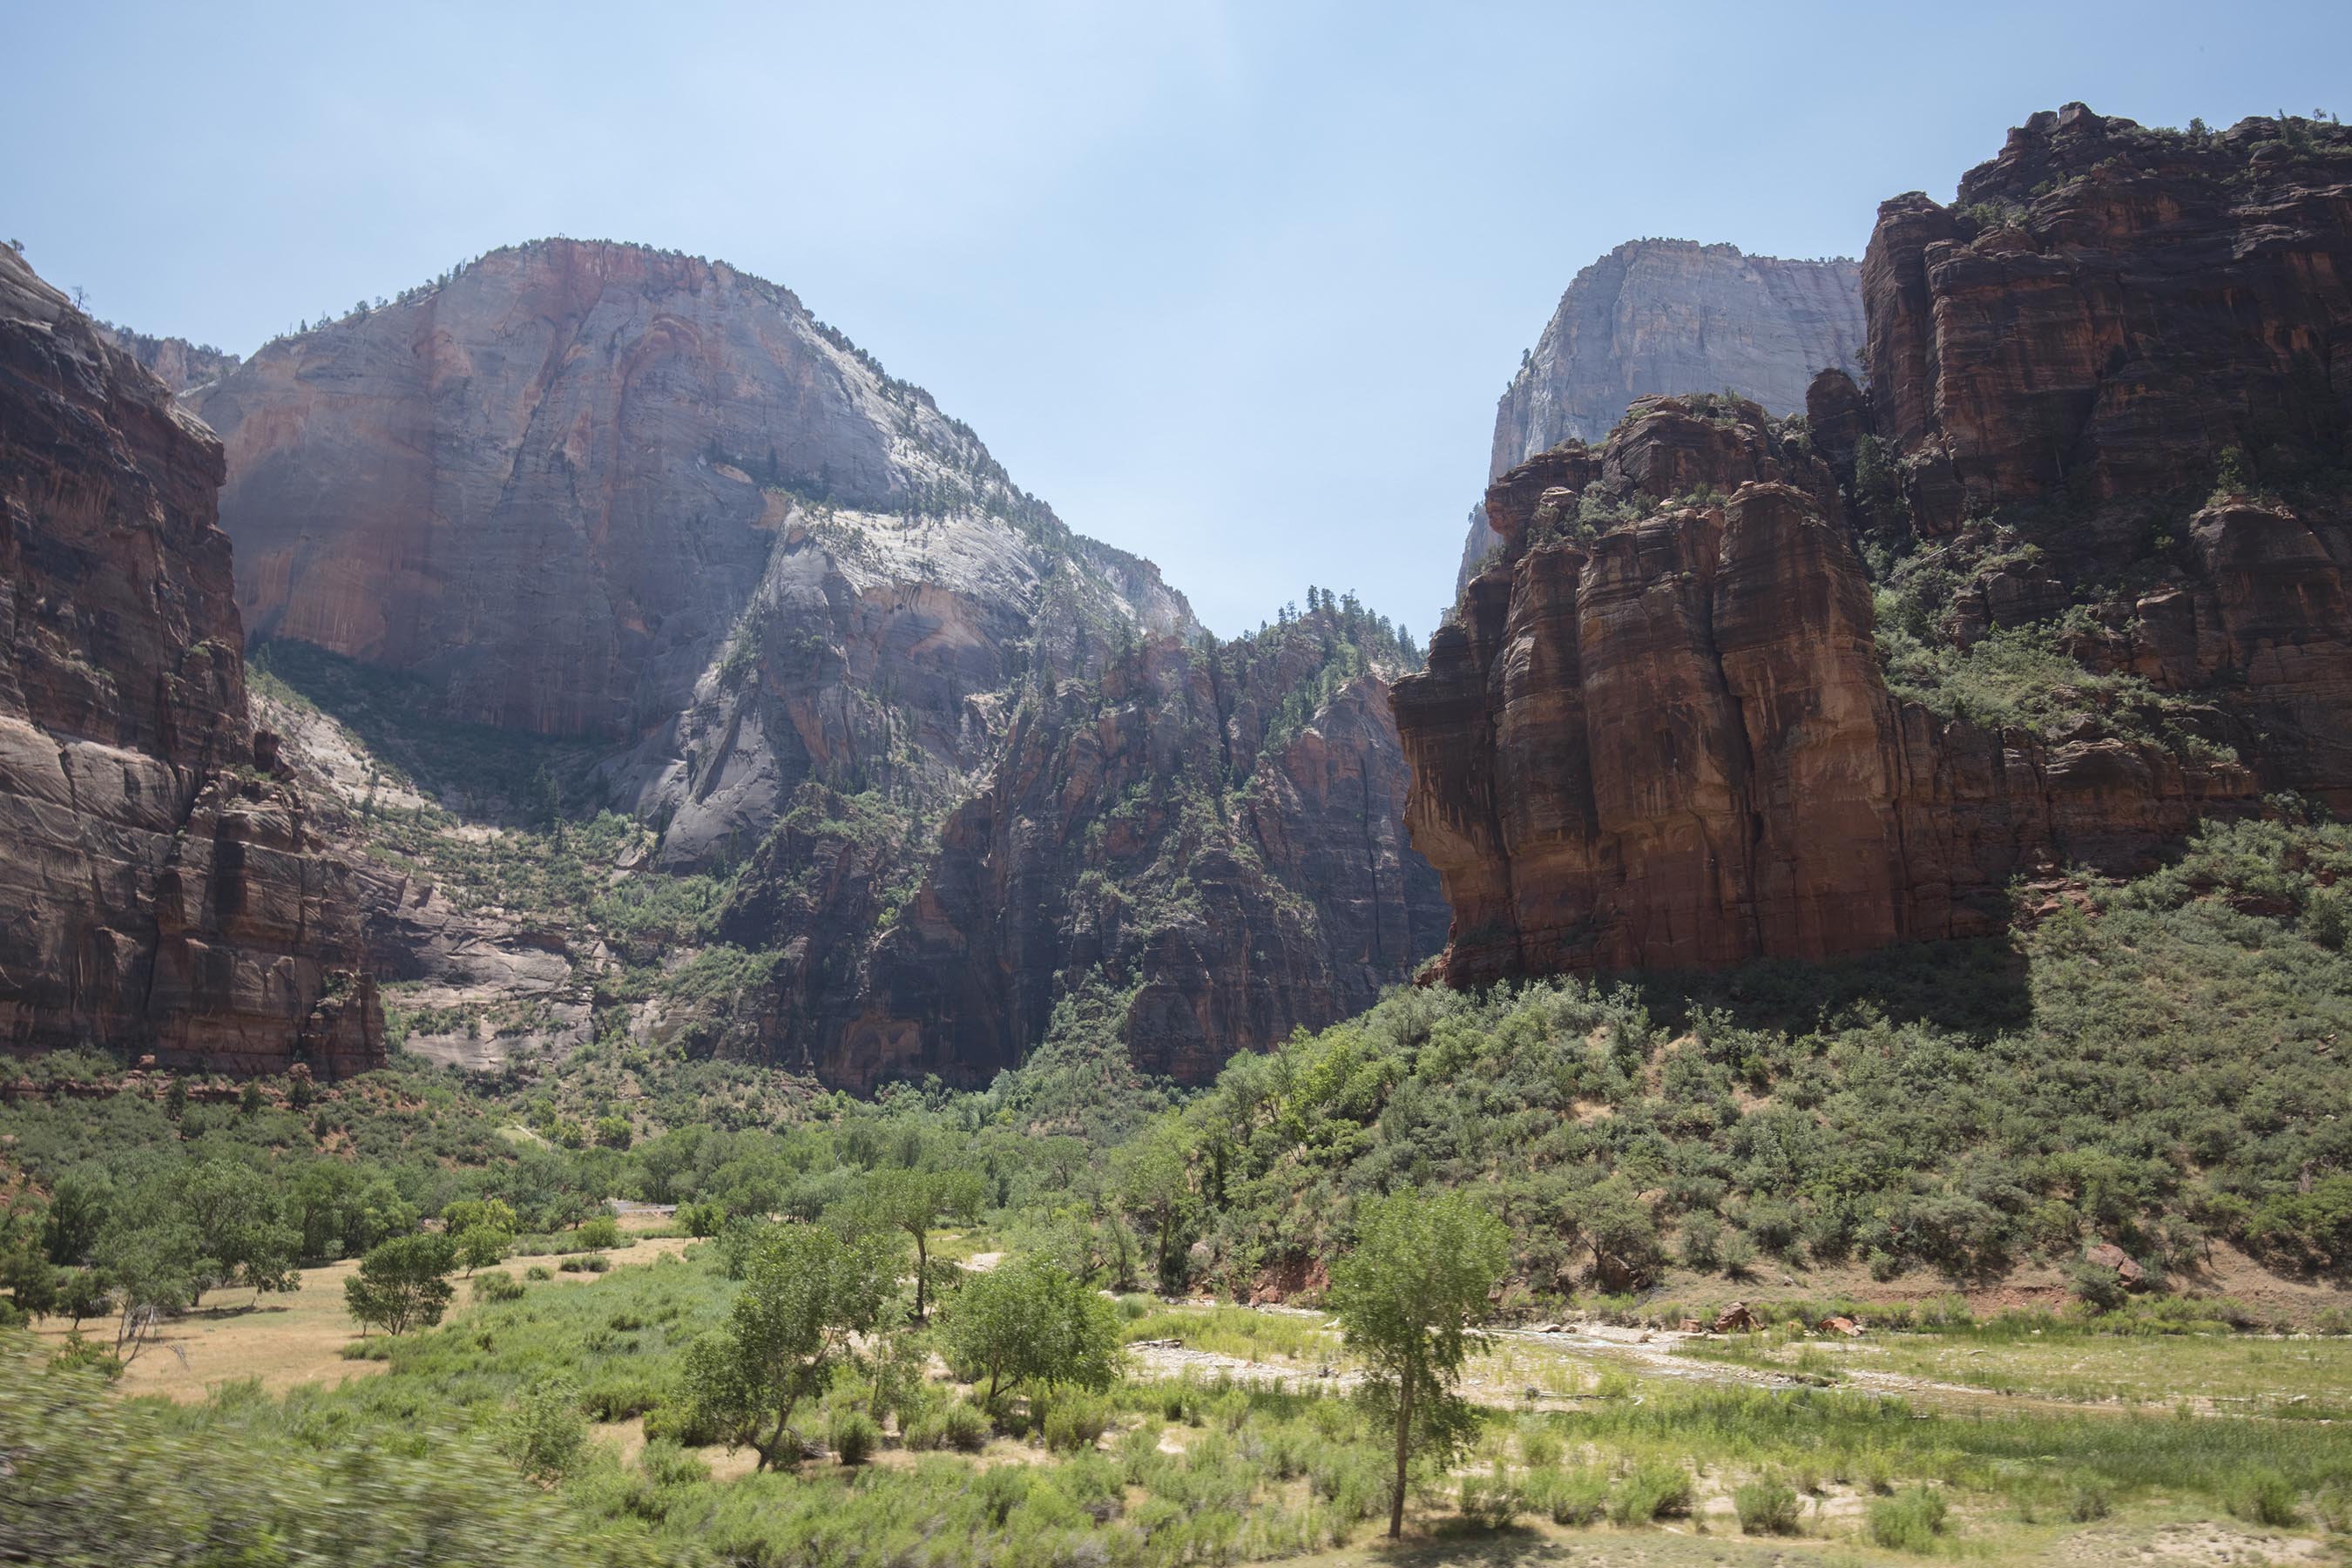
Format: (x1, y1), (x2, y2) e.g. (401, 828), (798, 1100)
(0, 247), (381, 1075)
(718, 613), (1446, 1088)
(1862, 105), (2351, 531)
(1395, 396), (2257, 985)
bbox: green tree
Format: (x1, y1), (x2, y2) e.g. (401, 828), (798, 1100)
(91, 1221), (202, 1360)
(39, 1169), (112, 1267)
(179, 1159), (301, 1302)
(676, 1224), (896, 1470)
(344, 1233), (457, 1336)
(847, 1166), (986, 1319)
(1329, 1190), (1511, 1538)
(1112, 1122), (1197, 1291)
(939, 1256), (1121, 1406)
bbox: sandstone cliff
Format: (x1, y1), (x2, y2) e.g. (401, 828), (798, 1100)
(714, 607), (1446, 1087)
(1398, 106), (2352, 986)
(186, 237), (1436, 1089)
(1461, 241), (1863, 589)
(0, 247), (381, 1074)
(91, 322), (240, 395)
(193, 239), (1188, 744)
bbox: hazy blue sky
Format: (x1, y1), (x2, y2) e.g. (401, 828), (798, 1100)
(9, 1), (2347, 634)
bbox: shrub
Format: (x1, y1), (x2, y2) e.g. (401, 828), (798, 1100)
(1517, 1423), (1562, 1470)
(497, 1377), (585, 1482)
(471, 1270), (524, 1303)
(2229, 1469), (2300, 1527)
(1457, 1467), (1528, 1530)
(828, 1409), (878, 1466)
(1609, 1462), (1694, 1524)
(524, 1265), (553, 1281)
(578, 1216), (621, 1252)
(943, 1400), (990, 1452)
(2070, 1484), (2112, 1523)
(1734, 1477), (1803, 1535)
(1532, 1468), (1610, 1525)
(638, 1438), (709, 1488)
(901, 1409), (948, 1451)
(1868, 1487), (1950, 1551)
(642, 1400), (721, 1449)
(1042, 1393), (1112, 1452)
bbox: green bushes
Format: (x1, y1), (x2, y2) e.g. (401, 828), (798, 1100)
(1734, 1476), (1803, 1535)
(471, 1269), (524, 1302)
(1607, 1461), (1694, 1524)
(1528, 1467), (1609, 1524)
(1867, 1486), (1949, 1551)
(1041, 1392), (1112, 1451)
(2228, 1469), (2301, 1527)
(828, 1408), (879, 1465)
(943, 1399), (990, 1452)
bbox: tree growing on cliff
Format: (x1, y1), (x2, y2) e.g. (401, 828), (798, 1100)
(1330, 1189), (1511, 1539)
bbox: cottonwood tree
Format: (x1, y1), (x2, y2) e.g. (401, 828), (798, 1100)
(344, 1233), (457, 1336)
(1112, 1122), (1197, 1291)
(939, 1256), (1121, 1407)
(1329, 1189), (1511, 1539)
(847, 1166), (986, 1319)
(678, 1223), (896, 1470)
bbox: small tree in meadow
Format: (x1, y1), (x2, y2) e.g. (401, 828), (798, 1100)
(1330, 1189), (1511, 1539)
(677, 1224), (896, 1470)
(344, 1233), (457, 1336)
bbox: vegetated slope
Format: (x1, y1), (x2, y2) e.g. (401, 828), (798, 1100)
(1459, 240), (1863, 591)
(1399, 106), (2352, 986)
(256, 596), (1441, 1089)
(172, 237), (1443, 1089)
(0, 246), (382, 1076)
(1164, 814), (2352, 1307)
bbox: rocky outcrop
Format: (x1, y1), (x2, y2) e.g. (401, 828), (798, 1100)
(1461, 241), (1863, 589)
(1396, 396), (2256, 985)
(716, 611), (1446, 1088)
(0, 247), (381, 1075)
(1862, 105), (2351, 532)
(91, 323), (240, 394)
(1402, 106), (2352, 986)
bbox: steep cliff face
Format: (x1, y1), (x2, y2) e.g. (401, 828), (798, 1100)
(1399, 396), (2254, 984)
(179, 236), (1436, 1089)
(91, 323), (240, 395)
(1461, 241), (1864, 588)
(0, 247), (381, 1074)
(1863, 104), (2351, 532)
(1399, 106), (2352, 987)
(193, 239), (1185, 743)
(716, 609), (1445, 1088)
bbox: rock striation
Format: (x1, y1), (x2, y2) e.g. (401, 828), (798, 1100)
(1398, 106), (2352, 986)
(0, 247), (382, 1075)
(1398, 395), (2255, 983)
(1462, 241), (1863, 590)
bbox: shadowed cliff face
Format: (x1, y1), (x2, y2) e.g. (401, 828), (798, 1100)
(1461, 241), (1864, 591)
(1397, 105), (2352, 988)
(714, 612), (1446, 1089)
(0, 247), (381, 1075)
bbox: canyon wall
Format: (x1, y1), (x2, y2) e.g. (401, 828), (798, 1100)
(187, 238), (1437, 1086)
(1461, 241), (1863, 590)
(1397, 107), (2351, 986)
(0, 247), (382, 1074)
